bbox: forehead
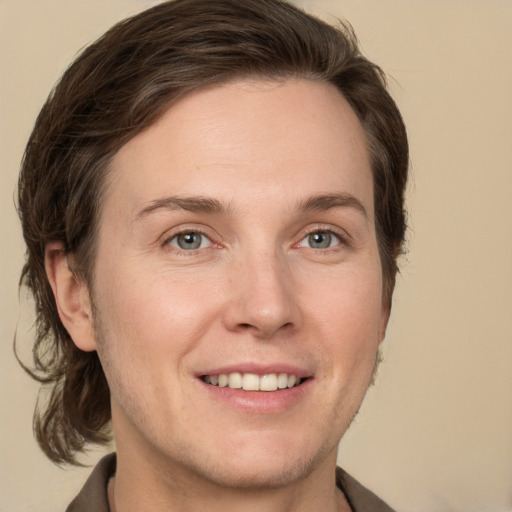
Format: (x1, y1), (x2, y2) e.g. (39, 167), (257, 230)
(105, 78), (373, 220)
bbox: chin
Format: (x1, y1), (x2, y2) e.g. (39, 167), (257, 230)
(193, 456), (317, 490)
(174, 434), (337, 491)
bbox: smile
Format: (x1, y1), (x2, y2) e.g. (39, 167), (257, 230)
(202, 372), (302, 391)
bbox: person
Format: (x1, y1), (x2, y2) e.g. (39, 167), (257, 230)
(16, 0), (408, 510)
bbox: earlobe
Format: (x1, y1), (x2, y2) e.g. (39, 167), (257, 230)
(45, 242), (97, 352)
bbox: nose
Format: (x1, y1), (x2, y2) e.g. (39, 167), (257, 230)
(222, 250), (301, 339)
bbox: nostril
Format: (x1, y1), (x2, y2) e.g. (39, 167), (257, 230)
(235, 320), (295, 338)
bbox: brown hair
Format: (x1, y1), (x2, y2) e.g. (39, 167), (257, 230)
(17, 0), (408, 465)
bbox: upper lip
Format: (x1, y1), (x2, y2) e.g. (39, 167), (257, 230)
(197, 363), (312, 379)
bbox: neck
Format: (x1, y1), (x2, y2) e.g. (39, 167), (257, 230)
(109, 449), (351, 512)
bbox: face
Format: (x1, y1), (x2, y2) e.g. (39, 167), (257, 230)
(87, 78), (388, 488)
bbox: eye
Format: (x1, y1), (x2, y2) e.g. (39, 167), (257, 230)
(298, 230), (341, 249)
(167, 231), (212, 250)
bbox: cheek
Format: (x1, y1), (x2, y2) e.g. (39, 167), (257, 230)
(93, 263), (222, 368)
(302, 263), (384, 375)
(306, 261), (384, 329)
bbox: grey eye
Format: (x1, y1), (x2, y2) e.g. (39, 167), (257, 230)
(308, 231), (331, 248)
(169, 232), (211, 250)
(299, 230), (340, 249)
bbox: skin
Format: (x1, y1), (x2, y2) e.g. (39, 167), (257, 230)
(47, 78), (389, 512)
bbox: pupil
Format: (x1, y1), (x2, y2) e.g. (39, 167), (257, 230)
(178, 232), (201, 249)
(309, 232), (331, 248)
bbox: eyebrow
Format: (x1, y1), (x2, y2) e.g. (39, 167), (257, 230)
(135, 196), (228, 221)
(297, 193), (368, 219)
(134, 192), (368, 221)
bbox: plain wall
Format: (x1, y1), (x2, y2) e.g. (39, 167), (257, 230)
(1, 1), (511, 511)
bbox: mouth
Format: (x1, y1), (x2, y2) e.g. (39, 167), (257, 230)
(201, 372), (304, 391)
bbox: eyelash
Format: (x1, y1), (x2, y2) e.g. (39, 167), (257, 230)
(296, 227), (347, 251)
(162, 225), (348, 255)
(163, 228), (215, 254)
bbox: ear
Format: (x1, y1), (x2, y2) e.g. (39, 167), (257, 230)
(45, 242), (97, 352)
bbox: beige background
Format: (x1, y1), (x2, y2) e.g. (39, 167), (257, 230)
(1, 1), (511, 511)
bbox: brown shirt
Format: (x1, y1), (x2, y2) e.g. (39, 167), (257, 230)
(66, 453), (394, 512)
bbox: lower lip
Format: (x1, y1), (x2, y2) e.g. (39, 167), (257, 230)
(198, 379), (312, 414)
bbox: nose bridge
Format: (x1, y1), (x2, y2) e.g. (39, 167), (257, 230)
(224, 244), (299, 337)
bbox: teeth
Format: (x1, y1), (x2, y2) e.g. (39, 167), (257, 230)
(242, 373), (260, 391)
(203, 372), (302, 391)
(218, 374), (228, 387)
(277, 373), (288, 389)
(259, 374), (277, 391)
(228, 372), (242, 389)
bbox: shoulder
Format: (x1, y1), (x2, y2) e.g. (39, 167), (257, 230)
(336, 467), (395, 512)
(65, 453), (116, 512)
